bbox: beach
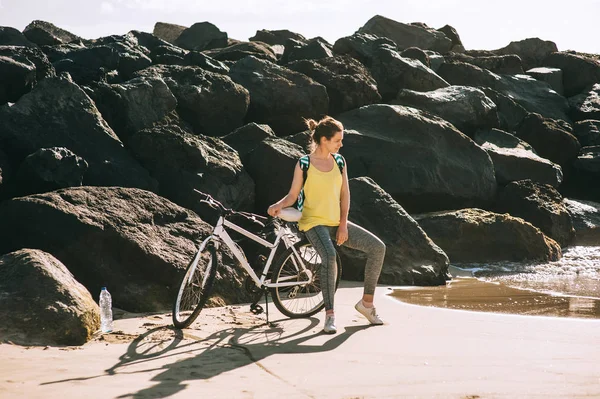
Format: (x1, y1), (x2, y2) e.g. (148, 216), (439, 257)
(1, 282), (599, 399)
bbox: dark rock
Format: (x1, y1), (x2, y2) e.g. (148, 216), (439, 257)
(0, 45), (55, 82)
(332, 32), (397, 67)
(184, 51), (230, 73)
(544, 52), (600, 97)
(150, 45), (188, 66)
(369, 45), (449, 101)
(495, 180), (574, 247)
(228, 56), (328, 136)
(480, 88), (529, 131)
(358, 15), (453, 53)
(393, 85), (499, 136)
(126, 30), (174, 54)
(337, 104), (497, 213)
(0, 54), (36, 104)
(203, 41), (277, 62)
(14, 147), (88, 196)
(495, 38), (558, 71)
(400, 47), (430, 67)
(128, 124), (254, 215)
(445, 52), (524, 75)
(84, 76), (177, 142)
(244, 137), (304, 214)
(249, 29), (306, 46)
(135, 64), (249, 136)
(153, 22), (187, 45)
(424, 50), (446, 71)
(474, 128), (563, 187)
(0, 74), (157, 190)
(286, 55), (381, 115)
(437, 25), (463, 49)
(564, 198), (600, 245)
(515, 113), (580, 167)
(438, 61), (570, 122)
(23, 20), (81, 46)
(0, 26), (37, 47)
(413, 208), (562, 262)
(221, 123), (276, 162)
(52, 45), (119, 84)
(175, 22), (228, 51)
(569, 83), (600, 122)
(339, 177), (449, 286)
(561, 146), (600, 202)
(573, 120), (600, 147)
(282, 38), (333, 63)
(526, 67), (563, 96)
(0, 187), (253, 311)
(0, 249), (99, 346)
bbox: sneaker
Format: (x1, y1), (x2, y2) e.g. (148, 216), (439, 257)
(354, 300), (384, 325)
(323, 315), (337, 334)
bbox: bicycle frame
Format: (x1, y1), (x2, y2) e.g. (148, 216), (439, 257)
(196, 215), (313, 289)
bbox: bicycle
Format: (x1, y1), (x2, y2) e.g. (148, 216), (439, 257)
(172, 190), (342, 329)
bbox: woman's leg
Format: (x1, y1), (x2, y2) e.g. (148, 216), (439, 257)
(342, 221), (386, 300)
(304, 225), (338, 313)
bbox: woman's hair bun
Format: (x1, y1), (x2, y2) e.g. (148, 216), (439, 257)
(305, 118), (318, 131)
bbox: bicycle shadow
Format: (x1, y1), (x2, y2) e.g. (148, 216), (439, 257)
(112, 317), (370, 398)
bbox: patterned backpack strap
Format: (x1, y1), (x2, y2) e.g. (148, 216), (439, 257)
(332, 153), (345, 174)
(295, 155), (311, 212)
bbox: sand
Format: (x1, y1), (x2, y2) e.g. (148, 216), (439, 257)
(1, 281), (599, 399)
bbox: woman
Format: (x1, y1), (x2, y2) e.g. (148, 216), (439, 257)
(267, 116), (386, 334)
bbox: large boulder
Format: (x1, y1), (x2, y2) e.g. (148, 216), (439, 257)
(339, 177), (449, 286)
(437, 61), (570, 122)
(249, 29), (306, 46)
(0, 26), (37, 47)
(23, 20), (81, 46)
(221, 123), (276, 163)
(286, 55), (381, 115)
(0, 54), (36, 104)
(495, 38), (558, 71)
(204, 41), (277, 62)
(437, 25), (463, 50)
(474, 128), (563, 187)
(544, 52), (600, 97)
(135, 64), (249, 136)
(281, 38), (333, 63)
(515, 113), (581, 167)
(526, 67), (563, 96)
(564, 198), (600, 245)
(0, 249), (99, 346)
(228, 56), (329, 136)
(153, 22), (187, 45)
(244, 137), (304, 214)
(573, 120), (600, 147)
(445, 52), (524, 75)
(0, 45), (55, 83)
(562, 146), (600, 202)
(369, 45), (450, 101)
(393, 86), (499, 136)
(413, 208), (562, 262)
(337, 104), (497, 213)
(569, 83), (600, 122)
(358, 16), (453, 53)
(84, 76), (177, 142)
(0, 74), (157, 190)
(50, 45), (119, 84)
(332, 32), (397, 67)
(480, 88), (529, 132)
(128, 124), (254, 215)
(174, 22), (228, 51)
(13, 147), (88, 196)
(495, 180), (575, 247)
(0, 187), (253, 311)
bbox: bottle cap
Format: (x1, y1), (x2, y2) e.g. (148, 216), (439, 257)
(101, 287), (107, 290)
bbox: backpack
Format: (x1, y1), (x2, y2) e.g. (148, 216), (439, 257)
(294, 153), (345, 212)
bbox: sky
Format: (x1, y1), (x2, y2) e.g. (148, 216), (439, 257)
(1, 0), (599, 54)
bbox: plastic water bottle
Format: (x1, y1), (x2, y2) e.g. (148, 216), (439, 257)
(99, 287), (113, 333)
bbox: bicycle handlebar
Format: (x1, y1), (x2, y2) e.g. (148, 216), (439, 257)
(193, 189), (269, 227)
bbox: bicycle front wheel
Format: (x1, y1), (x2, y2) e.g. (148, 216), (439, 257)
(172, 242), (218, 329)
(270, 239), (342, 318)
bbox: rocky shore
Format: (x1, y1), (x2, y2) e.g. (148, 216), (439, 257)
(1, 15), (600, 346)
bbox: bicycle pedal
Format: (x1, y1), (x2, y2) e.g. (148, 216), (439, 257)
(250, 303), (264, 315)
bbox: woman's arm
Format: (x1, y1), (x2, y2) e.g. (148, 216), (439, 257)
(267, 162), (304, 216)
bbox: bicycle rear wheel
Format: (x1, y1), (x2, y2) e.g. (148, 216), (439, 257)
(270, 239), (342, 318)
(172, 242), (218, 329)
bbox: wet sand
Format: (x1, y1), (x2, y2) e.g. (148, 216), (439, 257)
(392, 277), (600, 319)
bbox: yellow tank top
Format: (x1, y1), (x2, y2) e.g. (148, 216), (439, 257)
(298, 159), (342, 232)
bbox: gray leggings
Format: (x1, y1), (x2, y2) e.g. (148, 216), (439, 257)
(304, 221), (386, 311)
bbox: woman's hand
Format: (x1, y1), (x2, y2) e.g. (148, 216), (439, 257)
(336, 222), (348, 246)
(267, 203), (283, 217)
